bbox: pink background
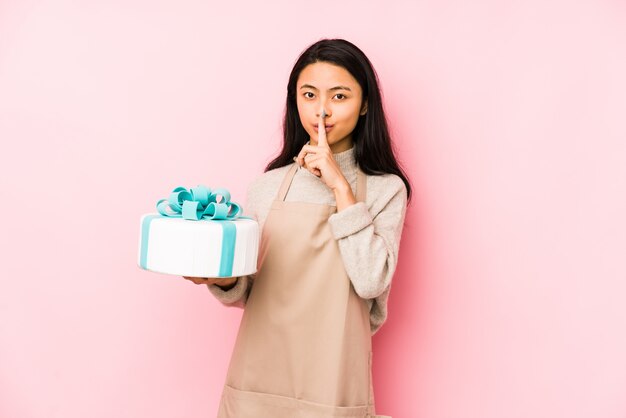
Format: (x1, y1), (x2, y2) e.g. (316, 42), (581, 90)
(1, 1), (625, 417)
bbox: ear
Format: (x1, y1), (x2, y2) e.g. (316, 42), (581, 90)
(360, 98), (368, 116)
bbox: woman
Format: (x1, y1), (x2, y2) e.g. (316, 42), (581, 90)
(184, 38), (411, 417)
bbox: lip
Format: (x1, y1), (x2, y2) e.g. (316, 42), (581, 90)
(313, 124), (334, 131)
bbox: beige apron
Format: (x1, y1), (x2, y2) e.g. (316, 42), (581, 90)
(217, 163), (391, 418)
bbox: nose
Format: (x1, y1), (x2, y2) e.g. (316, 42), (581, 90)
(317, 108), (329, 118)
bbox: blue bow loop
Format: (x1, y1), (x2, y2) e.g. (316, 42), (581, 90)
(156, 185), (243, 220)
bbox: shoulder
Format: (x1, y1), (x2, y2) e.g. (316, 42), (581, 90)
(246, 163), (294, 201)
(365, 172), (407, 207)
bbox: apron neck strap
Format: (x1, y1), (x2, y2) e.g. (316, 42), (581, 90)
(277, 164), (299, 202)
(276, 163), (367, 203)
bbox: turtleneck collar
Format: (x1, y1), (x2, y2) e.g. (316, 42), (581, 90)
(332, 145), (356, 175)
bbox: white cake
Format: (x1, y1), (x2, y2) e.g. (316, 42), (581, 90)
(137, 185), (259, 278)
(138, 214), (259, 278)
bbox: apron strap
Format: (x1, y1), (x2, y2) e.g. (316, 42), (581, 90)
(276, 162), (367, 204)
(277, 163), (299, 202)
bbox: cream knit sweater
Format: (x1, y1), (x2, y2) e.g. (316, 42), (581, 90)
(207, 145), (408, 335)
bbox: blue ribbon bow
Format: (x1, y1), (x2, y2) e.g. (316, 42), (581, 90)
(156, 185), (242, 220)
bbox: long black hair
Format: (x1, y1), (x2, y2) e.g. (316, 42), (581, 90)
(265, 38), (412, 203)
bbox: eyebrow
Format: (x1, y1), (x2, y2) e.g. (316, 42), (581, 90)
(299, 84), (352, 92)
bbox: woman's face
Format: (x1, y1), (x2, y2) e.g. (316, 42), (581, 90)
(296, 61), (367, 153)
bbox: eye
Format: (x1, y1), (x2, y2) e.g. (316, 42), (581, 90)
(303, 92), (315, 99)
(334, 93), (346, 100)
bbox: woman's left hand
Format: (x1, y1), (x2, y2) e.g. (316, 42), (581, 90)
(295, 112), (348, 191)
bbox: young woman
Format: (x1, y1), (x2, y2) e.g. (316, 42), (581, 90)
(184, 38), (411, 417)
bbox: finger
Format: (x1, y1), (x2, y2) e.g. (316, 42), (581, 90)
(296, 144), (321, 168)
(304, 153), (324, 166)
(294, 140), (312, 168)
(317, 110), (328, 148)
(184, 276), (207, 285)
(304, 154), (323, 177)
(296, 147), (307, 168)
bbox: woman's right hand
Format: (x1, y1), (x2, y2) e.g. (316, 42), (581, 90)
(182, 276), (238, 287)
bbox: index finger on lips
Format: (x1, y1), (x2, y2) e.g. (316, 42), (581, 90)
(318, 110), (328, 148)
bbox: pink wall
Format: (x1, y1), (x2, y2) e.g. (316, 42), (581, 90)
(1, 1), (625, 417)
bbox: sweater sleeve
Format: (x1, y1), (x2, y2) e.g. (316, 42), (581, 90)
(207, 273), (255, 309)
(206, 180), (258, 309)
(327, 174), (408, 300)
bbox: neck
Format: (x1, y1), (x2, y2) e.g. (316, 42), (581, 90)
(332, 144), (357, 176)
